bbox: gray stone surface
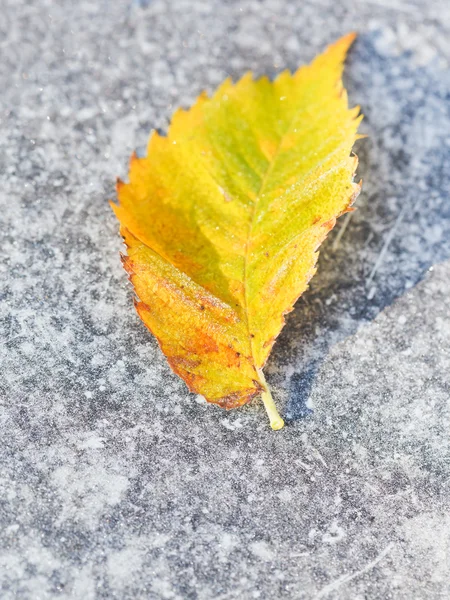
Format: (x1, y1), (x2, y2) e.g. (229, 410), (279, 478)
(1, 0), (450, 598)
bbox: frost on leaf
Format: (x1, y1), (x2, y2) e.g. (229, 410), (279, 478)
(111, 33), (363, 430)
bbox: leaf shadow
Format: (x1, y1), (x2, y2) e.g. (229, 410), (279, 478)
(267, 34), (450, 422)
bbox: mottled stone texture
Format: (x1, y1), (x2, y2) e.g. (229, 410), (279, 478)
(1, 0), (450, 598)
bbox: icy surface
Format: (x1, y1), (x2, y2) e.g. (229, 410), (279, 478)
(1, 0), (450, 598)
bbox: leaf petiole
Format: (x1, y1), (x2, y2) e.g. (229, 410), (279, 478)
(257, 369), (285, 431)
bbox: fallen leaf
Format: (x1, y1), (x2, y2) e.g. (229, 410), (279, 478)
(112, 33), (363, 430)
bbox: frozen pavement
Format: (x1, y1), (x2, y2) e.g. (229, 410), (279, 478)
(1, 0), (450, 598)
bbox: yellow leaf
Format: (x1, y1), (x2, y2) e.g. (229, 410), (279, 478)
(112, 33), (363, 430)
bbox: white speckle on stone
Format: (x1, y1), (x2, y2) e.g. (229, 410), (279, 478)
(322, 520), (346, 544)
(367, 286), (377, 300)
(306, 396), (315, 410)
(107, 548), (144, 591)
(78, 435), (105, 450)
(250, 541), (274, 561)
(50, 466), (129, 526)
(277, 488), (293, 502)
(70, 565), (96, 600)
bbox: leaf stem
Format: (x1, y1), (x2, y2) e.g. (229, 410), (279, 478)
(257, 369), (285, 431)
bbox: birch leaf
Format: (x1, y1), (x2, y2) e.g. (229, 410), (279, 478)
(112, 33), (363, 430)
